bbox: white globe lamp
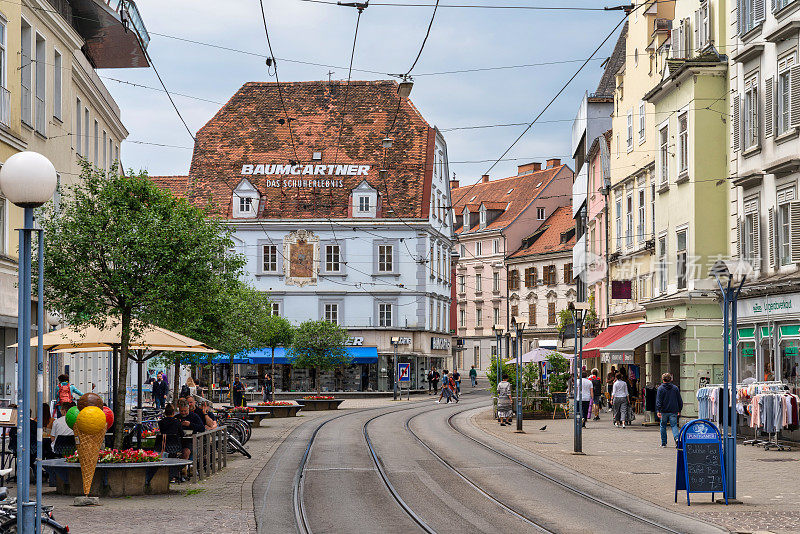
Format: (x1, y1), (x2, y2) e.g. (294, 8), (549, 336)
(0, 151), (58, 208)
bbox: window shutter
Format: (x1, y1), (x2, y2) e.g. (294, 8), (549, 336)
(737, 0), (743, 35)
(769, 207), (776, 268)
(708, 0), (714, 42)
(733, 94), (741, 152)
(737, 217), (744, 259)
(755, 0), (766, 22)
(772, 0), (777, 11)
(753, 207), (761, 271)
(694, 10), (700, 51)
(765, 76), (774, 137)
(671, 28), (679, 57)
(791, 202), (800, 264)
(533, 267), (537, 286)
(791, 65), (800, 128)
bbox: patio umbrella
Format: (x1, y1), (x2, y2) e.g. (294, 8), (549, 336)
(504, 347), (574, 365)
(11, 317), (218, 416)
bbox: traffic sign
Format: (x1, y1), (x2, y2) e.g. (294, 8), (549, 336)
(397, 362), (411, 383)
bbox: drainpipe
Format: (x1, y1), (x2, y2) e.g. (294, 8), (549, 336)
(604, 192), (610, 326)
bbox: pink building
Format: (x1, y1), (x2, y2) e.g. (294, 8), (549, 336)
(451, 160), (573, 370)
(585, 130), (612, 332)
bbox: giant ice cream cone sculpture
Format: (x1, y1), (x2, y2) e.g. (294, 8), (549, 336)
(74, 406), (108, 495)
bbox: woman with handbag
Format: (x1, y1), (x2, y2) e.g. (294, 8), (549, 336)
(496, 374), (513, 426)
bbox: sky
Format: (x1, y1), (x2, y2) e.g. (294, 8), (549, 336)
(103, 0), (627, 186)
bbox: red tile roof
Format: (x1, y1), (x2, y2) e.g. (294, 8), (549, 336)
(152, 80), (435, 220)
(509, 206), (576, 257)
(452, 166), (568, 233)
(480, 201), (508, 210)
(151, 175), (190, 197)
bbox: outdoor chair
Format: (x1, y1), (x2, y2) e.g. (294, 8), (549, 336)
(52, 435), (76, 458)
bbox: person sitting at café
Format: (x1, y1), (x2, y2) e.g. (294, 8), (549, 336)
(50, 402), (75, 445)
(199, 401), (217, 430)
(176, 399), (205, 435)
(158, 404), (186, 482)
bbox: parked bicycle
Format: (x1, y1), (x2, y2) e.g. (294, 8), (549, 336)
(0, 469), (68, 533)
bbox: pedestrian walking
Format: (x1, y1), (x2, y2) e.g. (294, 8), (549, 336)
(448, 373), (459, 403)
(496, 373), (513, 426)
(152, 372), (168, 409)
(427, 369), (434, 394)
(469, 365), (478, 387)
(452, 370), (461, 394)
(605, 369), (616, 413)
(589, 368), (602, 420)
(656, 373), (683, 447)
(263, 373), (273, 402)
(578, 370), (593, 428)
(232, 374), (246, 407)
(612, 372), (630, 428)
(437, 370), (449, 403)
(431, 368), (440, 395)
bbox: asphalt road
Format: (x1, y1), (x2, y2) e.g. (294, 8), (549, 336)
(254, 390), (727, 534)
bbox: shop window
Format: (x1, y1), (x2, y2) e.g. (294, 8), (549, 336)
(781, 338), (800, 388)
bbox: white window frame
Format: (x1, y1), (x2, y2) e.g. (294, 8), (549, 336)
(475, 273), (482, 292)
(324, 303), (339, 325)
(458, 275), (465, 293)
(262, 244), (278, 273)
(84, 108), (90, 159)
(676, 228), (688, 289)
(537, 207), (545, 220)
(778, 53), (796, 136)
(270, 302), (281, 316)
(53, 48), (61, 121)
(658, 234), (668, 293)
(744, 73), (760, 150)
(615, 196), (623, 251)
(637, 183), (646, 244)
(475, 241), (482, 256)
(638, 101), (646, 143)
(459, 308), (466, 328)
(358, 195), (370, 213)
(378, 244), (394, 272)
(778, 187), (795, 266)
(493, 271), (500, 292)
(325, 244), (341, 273)
(493, 238), (500, 254)
(678, 112), (688, 174)
(475, 307), (482, 328)
(659, 125), (669, 185)
(626, 109), (634, 151)
(75, 98), (82, 155)
(379, 303), (393, 327)
(20, 19), (31, 127)
(625, 193), (634, 247)
(743, 198), (759, 265)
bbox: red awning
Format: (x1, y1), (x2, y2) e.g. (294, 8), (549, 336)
(582, 322), (643, 359)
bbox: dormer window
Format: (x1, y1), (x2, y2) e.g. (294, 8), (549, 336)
(232, 179), (260, 218)
(462, 207), (470, 231)
(479, 206), (487, 227)
(352, 180), (378, 218)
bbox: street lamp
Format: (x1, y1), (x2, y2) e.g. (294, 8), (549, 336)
(569, 301), (590, 454)
(391, 337), (400, 400)
(0, 151), (58, 534)
(492, 324), (504, 402)
(710, 259), (752, 501)
(511, 316), (526, 432)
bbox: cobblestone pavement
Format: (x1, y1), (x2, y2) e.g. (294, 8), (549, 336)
(32, 397), (431, 534)
(470, 406), (800, 534)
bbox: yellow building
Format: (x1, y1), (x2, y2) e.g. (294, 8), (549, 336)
(0, 0), (148, 404)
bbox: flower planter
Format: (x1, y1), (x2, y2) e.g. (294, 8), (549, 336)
(295, 398), (344, 411)
(266, 405), (302, 418)
(41, 458), (192, 497)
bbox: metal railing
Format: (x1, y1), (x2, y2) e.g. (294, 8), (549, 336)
(189, 427), (227, 483)
(21, 83), (31, 127)
(0, 87), (10, 129)
(111, 0), (150, 49)
(35, 95), (45, 135)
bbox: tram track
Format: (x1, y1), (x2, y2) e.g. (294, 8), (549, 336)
(445, 406), (686, 534)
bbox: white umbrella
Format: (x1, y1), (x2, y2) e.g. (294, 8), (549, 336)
(504, 347), (573, 365)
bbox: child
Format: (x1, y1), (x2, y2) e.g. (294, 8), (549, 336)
(56, 373), (82, 416)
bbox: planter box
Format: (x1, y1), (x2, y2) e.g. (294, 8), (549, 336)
(295, 399), (344, 411)
(42, 458), (192, 497)
(265, 405), (302, 418)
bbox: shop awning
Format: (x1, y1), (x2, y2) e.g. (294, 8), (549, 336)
(600, 322), (685, 353)
(210, 354), (253, 365)
(582, 323), (643, 359)
(243, 346), (378, 365)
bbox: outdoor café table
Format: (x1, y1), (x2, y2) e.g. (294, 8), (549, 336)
(41, 457), (192, 497)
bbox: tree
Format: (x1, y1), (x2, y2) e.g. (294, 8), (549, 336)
(40, 163), (244, 447)
(288, 320), (350, 394)
(261, 315), (294, 400)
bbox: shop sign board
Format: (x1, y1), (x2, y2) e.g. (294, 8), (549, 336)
(393, 337), (412, 345)
(738, 293), (800, 320)
(347, 337), (364, 346)
(675, 419), (727, 506)
(431, 337), (451, 351)
(607, 352), (634, 364)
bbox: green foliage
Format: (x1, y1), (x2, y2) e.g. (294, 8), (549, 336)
(288, 320), (351, 393)
(485, 356), (518, 395)
(557, 308), (573, 334)
(39, 162), (245, 447)
(546, 352), (570, 393)
(520, 362), (539, 391)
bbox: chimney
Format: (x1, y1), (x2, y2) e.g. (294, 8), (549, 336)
(517, 162), (541, 175)
(481, 174), (490, 183)
(546, 158), (561, 169)
(450, 179), (460, 189)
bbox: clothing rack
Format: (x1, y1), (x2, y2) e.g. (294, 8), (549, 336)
(741, 388), (795, 451)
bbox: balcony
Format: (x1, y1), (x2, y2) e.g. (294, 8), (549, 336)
(0, 87), (10, 129)
(66, 0), (150, 68)
(35, 95), (46, 135)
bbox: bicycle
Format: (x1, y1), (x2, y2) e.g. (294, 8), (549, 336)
(0, 469), (68, 533)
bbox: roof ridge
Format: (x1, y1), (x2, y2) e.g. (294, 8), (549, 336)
(452, 165), (564, 192)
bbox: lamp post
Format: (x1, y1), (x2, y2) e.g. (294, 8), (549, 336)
(569, 301), (589, 454)
(710, 259), (752, 501)
(391, 337), (399, 400)
(0, 151), (58, 534)
(511, 316), (526, 432)
(492, 324), (504, 419)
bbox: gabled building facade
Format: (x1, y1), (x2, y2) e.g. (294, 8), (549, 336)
(155, 80), (454, 392)
(451, 160), (573, 370)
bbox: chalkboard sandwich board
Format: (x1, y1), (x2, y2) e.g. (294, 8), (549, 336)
(675, 419), (727, 505)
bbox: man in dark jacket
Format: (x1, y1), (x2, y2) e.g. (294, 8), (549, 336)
(152, 372), (168, 409)
(656, 373), (683, 447)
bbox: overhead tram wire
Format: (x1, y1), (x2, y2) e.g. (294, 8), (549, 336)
(297, 0), (631, 10)
(450, 5), (641, 210)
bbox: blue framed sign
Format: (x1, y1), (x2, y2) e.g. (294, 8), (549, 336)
(675, 419), (727, 506)
(397, 363), (411, 383)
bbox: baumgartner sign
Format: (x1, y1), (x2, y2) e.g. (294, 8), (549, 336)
(241, 164), (370, 177)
